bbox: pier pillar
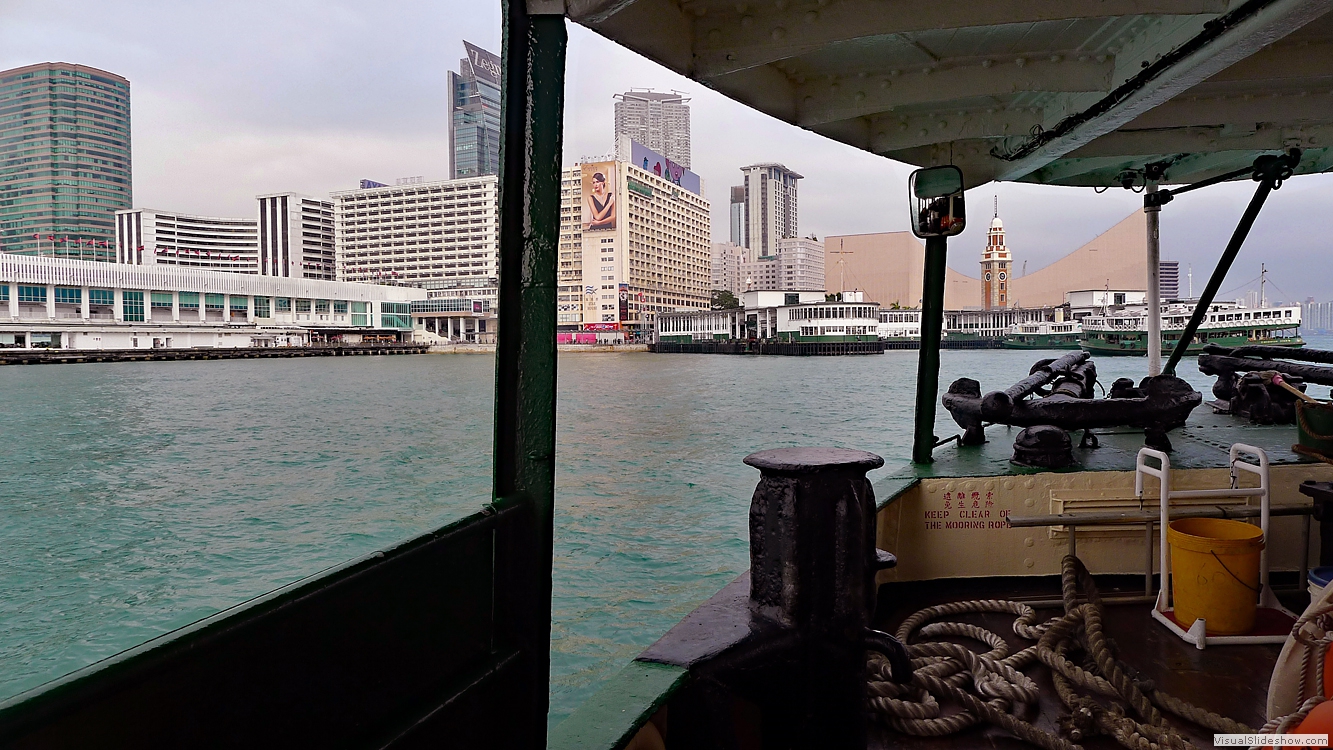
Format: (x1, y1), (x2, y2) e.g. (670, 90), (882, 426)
(744, 447), (890, 749)
(80, 287), (90, 320)
(113, 289), (123, 321)
(45, 284), (55, 320)
(172, 292), (180, 322)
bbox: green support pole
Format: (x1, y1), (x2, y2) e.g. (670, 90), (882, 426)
(912, 236), (948, 464)
(494, 1), (565, 746)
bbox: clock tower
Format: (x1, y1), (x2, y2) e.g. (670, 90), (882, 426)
(981, 198), (1011, 310)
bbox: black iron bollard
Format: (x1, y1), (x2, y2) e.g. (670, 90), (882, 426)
(744, 447), (887, 748)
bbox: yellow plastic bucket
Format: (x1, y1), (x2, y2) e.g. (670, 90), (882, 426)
(1167, 518), (1264, 635)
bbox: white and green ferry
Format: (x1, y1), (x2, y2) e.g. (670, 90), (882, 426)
(1081, 300), (1303, 356)
(1001, 320), (1082, 350)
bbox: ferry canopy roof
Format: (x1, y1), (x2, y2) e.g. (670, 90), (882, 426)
(566, 0), (1333, 187)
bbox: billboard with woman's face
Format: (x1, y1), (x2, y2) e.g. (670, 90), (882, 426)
(581, 162), (617, 232)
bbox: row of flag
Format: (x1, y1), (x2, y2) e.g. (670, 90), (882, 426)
(32, 234), (110, 248)
(153, 246), (243, 261)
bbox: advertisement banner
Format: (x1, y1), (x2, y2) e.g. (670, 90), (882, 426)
(628, 140), (701, 195)
(619, 283), (629, 322)
(581, 162), (617, 232)
(463, 41), (501, 85)
(584, 322), (620, 331)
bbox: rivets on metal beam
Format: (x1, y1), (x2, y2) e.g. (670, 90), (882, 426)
(771, 26), (786, 40)
(981, 59), (993, 68)
(889, 69), (901, 77)
(919, 128), (929, 137)
(855, 91), (866, 102)
(1096, 55), (1108, 63)
(708, 28), (722, 43)
(805, 10), (818, 22)
(1015, 57), (1027, 68)
(1050, 55), (1062, 63)
(937, 121), (948, 130)
(774, 0), (787, 8)
(879, 79), (890, 89)
(740, 14), (753, 27)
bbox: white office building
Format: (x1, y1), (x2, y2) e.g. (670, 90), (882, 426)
(115, 209), (259, 273)
(613, 90), (691, 168)
(739, 163), (801, 260)
(258, 193), (336, 280)
(0, 255), (426, 350)
(657, 289), (878, 343)
(332, 176), (499, 307)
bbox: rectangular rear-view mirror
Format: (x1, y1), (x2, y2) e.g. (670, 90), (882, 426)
(909, 166), (966, 238)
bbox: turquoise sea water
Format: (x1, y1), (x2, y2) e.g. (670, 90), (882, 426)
(3, 343), (1328, 723)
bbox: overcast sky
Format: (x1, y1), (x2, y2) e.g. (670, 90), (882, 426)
(4, 0), (1331, 301)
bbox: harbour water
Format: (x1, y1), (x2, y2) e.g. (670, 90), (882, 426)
(4, 343), (1329, 723)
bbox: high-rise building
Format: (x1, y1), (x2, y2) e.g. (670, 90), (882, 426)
(557, 157), (710, 338)
(740, 164), (801, 261)
(711, 242), (745, 294)
(739, 237), (825, 293)
(115, 209), (259, 272)
(332, 176), (499, 306)
(613, 90), (691, 168)
(729, 186), (745, 247)
(257, 193), (335, 279)
(449, 42), (502, 179)
(0, 63), (131, 261)
(1159, 260), (1181, 300)
(981, 202), (1012, 310)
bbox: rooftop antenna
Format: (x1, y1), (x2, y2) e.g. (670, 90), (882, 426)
(1022, 259), (1027, 278)
(1188, 264), (1193, 298)
(1260, 263), (1267, 307)
(993, 195), (998, 218)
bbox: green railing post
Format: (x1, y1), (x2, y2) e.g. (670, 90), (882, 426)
(912, 236), (948, 464)
(494, 1), (565, 746)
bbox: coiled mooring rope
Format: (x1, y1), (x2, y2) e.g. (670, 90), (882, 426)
(1255, 599), (1333, 743)
(867, 555), (1258, 750)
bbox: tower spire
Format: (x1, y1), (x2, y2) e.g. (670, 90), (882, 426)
(993, 195), (998, 218)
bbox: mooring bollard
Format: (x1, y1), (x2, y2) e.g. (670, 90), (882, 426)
(743, 447), (902, 748)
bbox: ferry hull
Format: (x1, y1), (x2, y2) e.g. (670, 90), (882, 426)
(1081, 335), (1304, 356)
(1001, 334), (1081, 350)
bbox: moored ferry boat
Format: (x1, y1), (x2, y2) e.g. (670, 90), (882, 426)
(1081, 300), (1303, 356)
(1001, 320), (1082, 350)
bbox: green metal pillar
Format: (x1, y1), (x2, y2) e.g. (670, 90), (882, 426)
(493, 1), (565, 745)
(912, 236), (948, 464)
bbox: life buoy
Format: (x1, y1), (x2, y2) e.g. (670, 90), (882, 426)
(1268, 582), (1333, 721)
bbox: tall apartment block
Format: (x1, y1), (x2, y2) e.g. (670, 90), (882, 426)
(613, 90), (691, 168)
(0, 63), (131, 261)
(557, 159), (710, 337)
(711, 242), (744, 295)
(1159, 260), (1181, 300)
(258, 193), (335, 279)
(449, 42), (502, 179)
(740, 163), (801, 260)
(737, 238), (825, 293)
(729, 186), (745, 247)
(332, 176), (499, 306)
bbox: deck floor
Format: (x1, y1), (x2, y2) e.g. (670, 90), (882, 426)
(868, 577), (1284, 749)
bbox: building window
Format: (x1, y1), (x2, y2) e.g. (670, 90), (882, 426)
(315, 299), (330, 314)
(18, 286), (46, 303)
(55, 287), (82, 305)
(295, 299), (312, 313)
(275, 297), (292, 312)
(205, 294), (225, 310)
(380, 302), (411, 329)
(90, 289), (114, 306)
(351, 300), (369, 326)
(178, 291), (200, 309)
(151, 292), (173, 308)
(254, 296), (271, 318)
(333, 300), (348, 314)
(229, 296), (249, 312)
(0, 285), (7, 302)
(123, 291), (145, 322)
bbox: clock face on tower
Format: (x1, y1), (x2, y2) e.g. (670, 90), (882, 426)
(985, 272), (992, 281)
(998, 272), (1007, 281)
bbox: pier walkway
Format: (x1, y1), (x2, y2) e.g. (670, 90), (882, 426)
(0, 344), (428, 365)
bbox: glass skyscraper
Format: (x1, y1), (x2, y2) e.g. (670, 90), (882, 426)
(449, 42), (501, 179)
(0, 63), (131, 262)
